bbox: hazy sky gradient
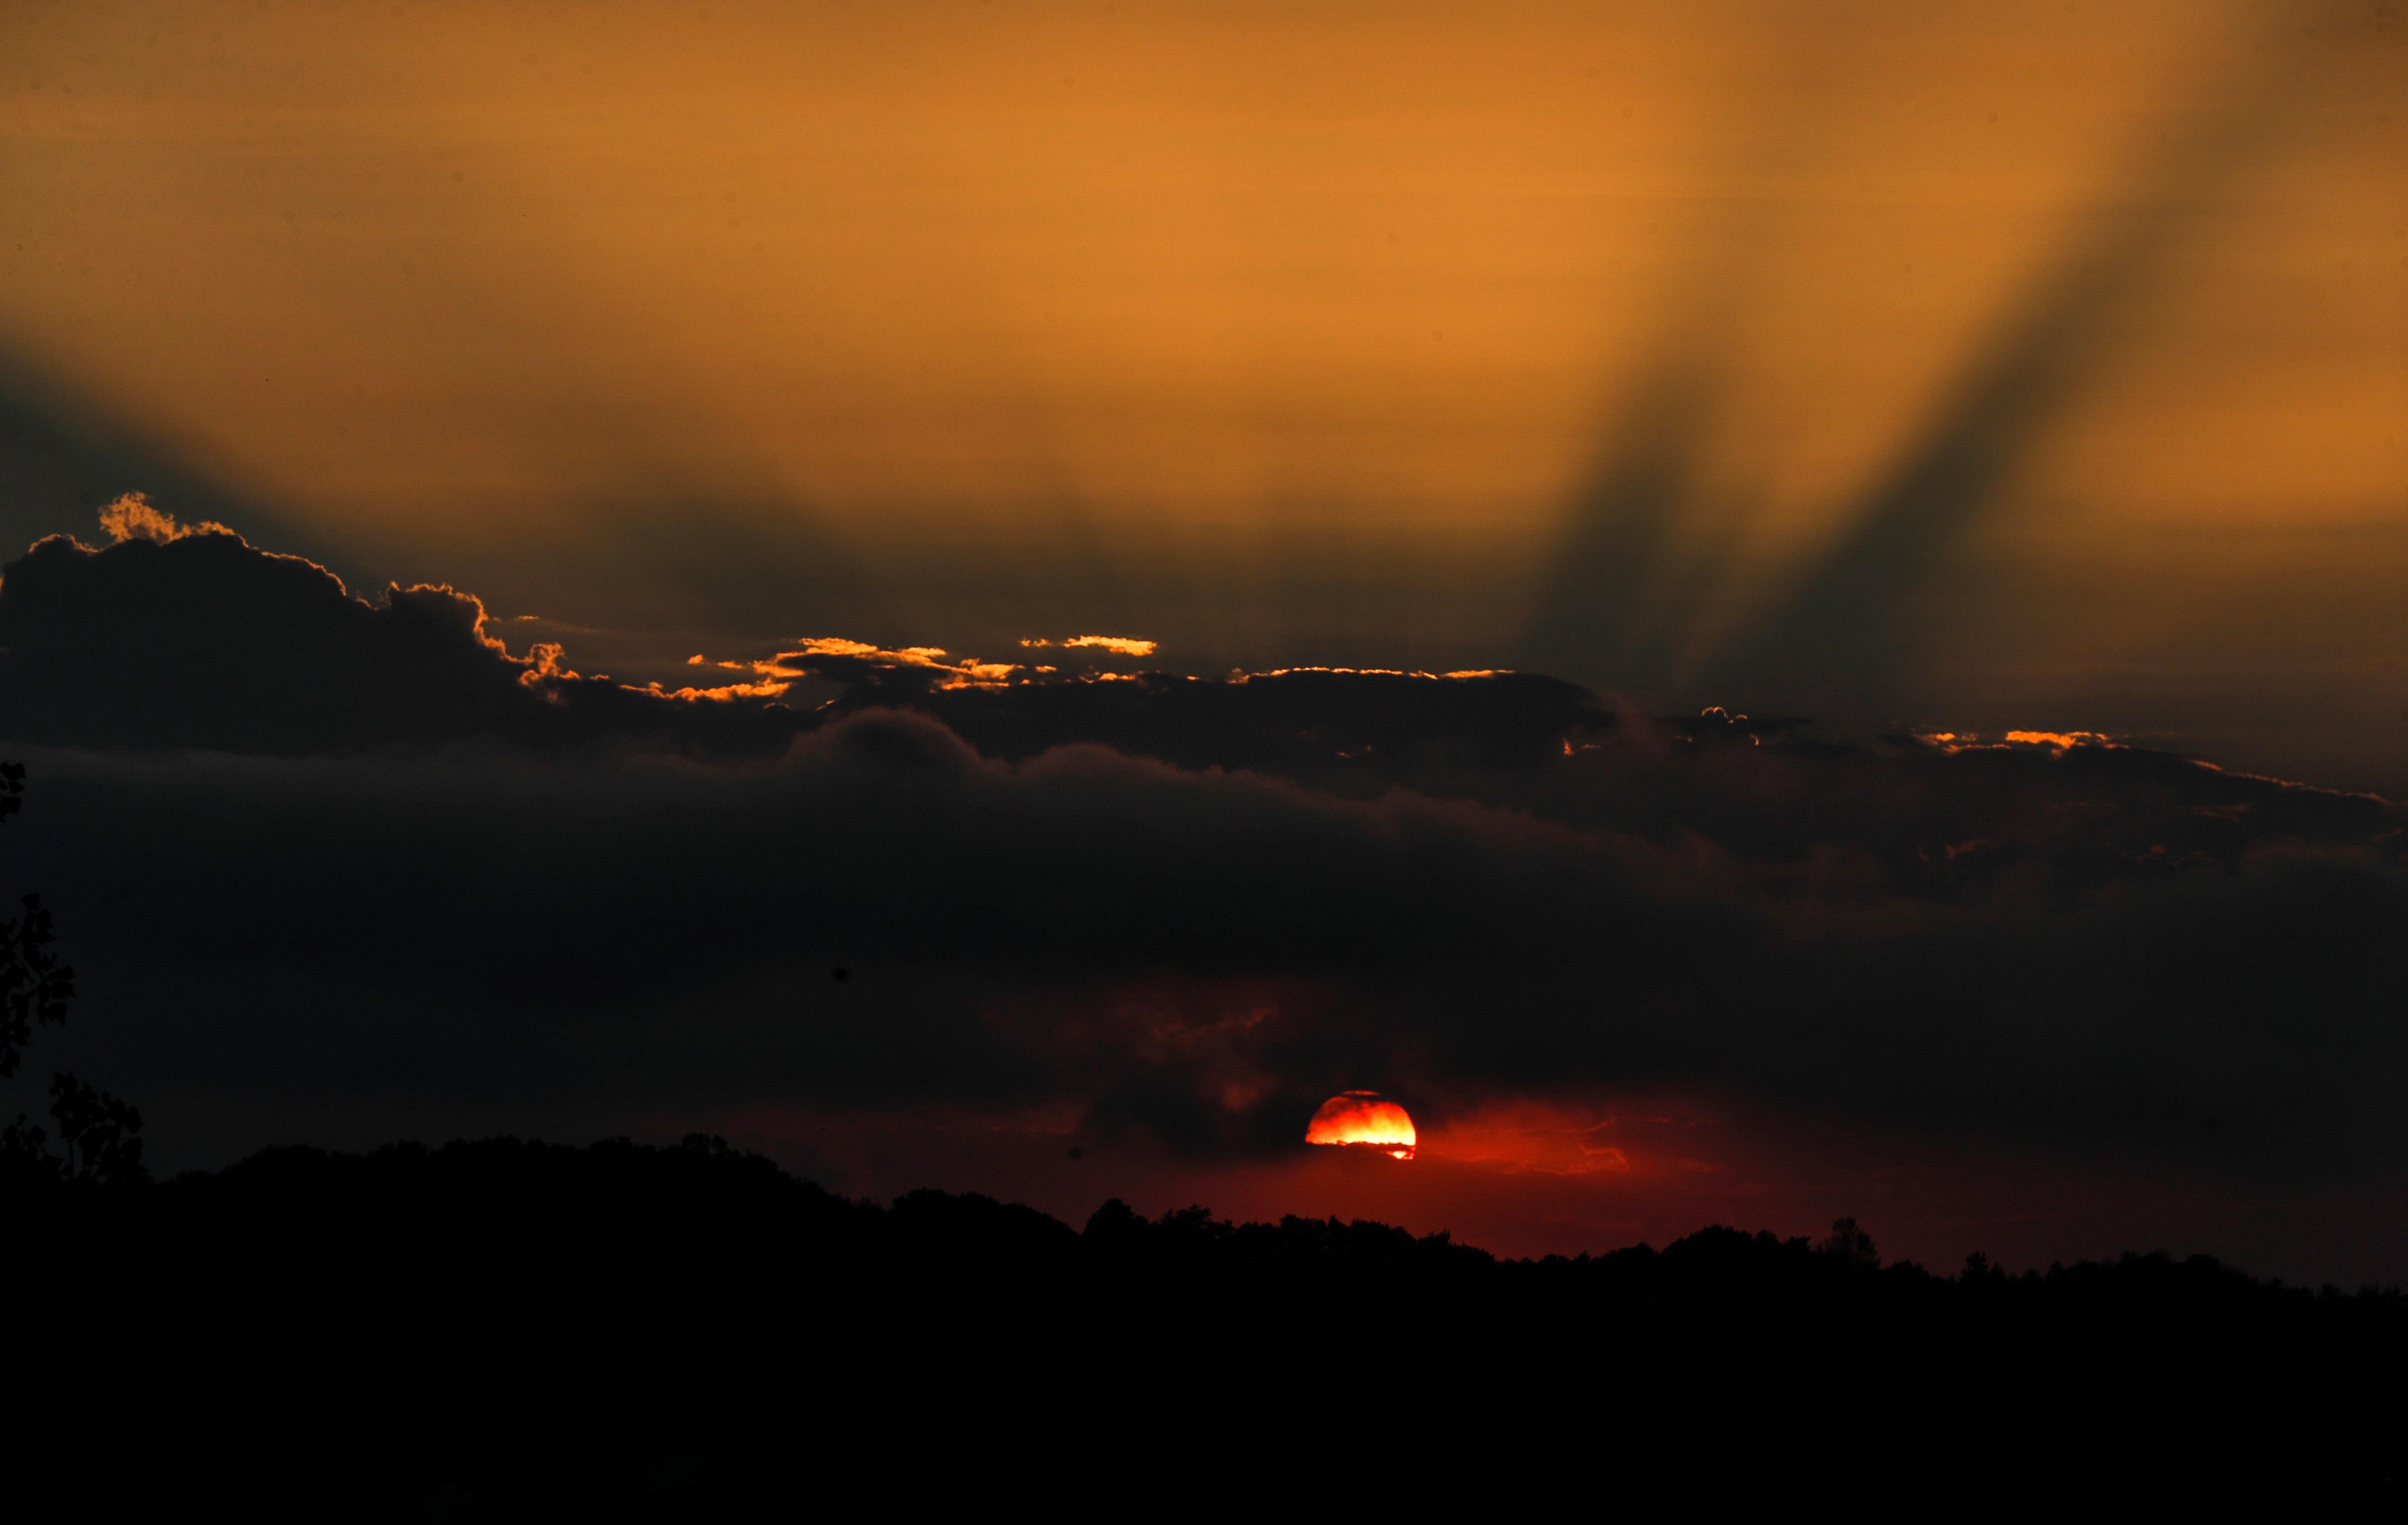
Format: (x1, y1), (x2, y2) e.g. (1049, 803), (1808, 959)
(4, 0), (2403, 784)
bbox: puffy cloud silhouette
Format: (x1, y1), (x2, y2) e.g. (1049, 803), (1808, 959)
(96, 491), (231, 545)
(0, 510), (1617, 769)
(0, 515), (810, 755)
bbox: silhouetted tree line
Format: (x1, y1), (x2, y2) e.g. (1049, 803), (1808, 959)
(2, 759), (2394, 1511)
(4, 1133), (2397, 1516)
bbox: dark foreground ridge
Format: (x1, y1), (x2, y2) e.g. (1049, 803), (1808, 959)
(8, 1136), (2399, 1513)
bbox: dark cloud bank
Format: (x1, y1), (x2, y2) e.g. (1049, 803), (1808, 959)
(2, 520), (2403, 1253)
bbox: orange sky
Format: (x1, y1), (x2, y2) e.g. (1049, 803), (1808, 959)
(4, 0), (2403, 786)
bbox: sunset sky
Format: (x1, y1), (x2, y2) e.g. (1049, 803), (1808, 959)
(3, 2), (2403, 1281)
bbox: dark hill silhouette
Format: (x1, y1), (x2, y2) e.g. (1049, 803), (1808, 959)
(5, 1135), (2397, 1514)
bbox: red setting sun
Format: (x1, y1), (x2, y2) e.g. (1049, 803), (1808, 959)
(1305, 1093), (1417, 1160)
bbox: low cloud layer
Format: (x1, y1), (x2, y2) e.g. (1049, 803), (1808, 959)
(0, 515), (1605, 769)
(1, 518), (2403, 1213)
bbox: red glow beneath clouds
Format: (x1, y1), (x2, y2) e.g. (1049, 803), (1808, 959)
(697, 1099), (2408, 1287)
(1305, 1093), (1417, 1158)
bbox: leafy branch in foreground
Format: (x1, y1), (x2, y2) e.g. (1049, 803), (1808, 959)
(0, 762), (144, 1188)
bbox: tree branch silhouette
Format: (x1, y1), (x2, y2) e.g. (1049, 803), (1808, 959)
(0, 762), (144, 1188)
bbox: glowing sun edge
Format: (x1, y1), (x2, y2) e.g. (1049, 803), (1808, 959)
(1305, 1091), (1417, 1160)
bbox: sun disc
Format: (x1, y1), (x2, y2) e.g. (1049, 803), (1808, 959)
(1305, 1091), (1417, 1160)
